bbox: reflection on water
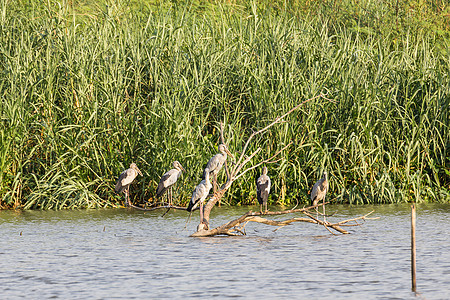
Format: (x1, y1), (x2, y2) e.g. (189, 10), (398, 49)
(1, 204), (449, 299)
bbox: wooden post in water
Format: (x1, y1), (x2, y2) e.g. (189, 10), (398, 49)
(411, 203), (417, 292)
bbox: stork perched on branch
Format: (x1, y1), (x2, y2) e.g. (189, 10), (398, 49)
(203, 144), (233, 193)
(156, 161), (186, 206)
(187, 168), (212, 226)
(115, 163), (143, 206)
(311, 171), (329, 222)
(256, 166), (271, 213)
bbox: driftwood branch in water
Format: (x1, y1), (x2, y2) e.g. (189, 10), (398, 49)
(191, 203), (377, 237)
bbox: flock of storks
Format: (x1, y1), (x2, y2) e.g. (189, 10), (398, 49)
(115, 144), (329, 226)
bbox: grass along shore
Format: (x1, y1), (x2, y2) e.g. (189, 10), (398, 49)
(0, 0), (449, 209)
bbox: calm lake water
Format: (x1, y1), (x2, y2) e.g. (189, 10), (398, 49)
(1, 204), (449, 299)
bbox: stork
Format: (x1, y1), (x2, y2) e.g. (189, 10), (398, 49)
(115, 163), (143, 206)
(203, 144), (233, 193)
(156, 161), (186, 206)
(187, 168), (212, 226)
(311, 171), (329, 222)
(256, 166), (271, 213)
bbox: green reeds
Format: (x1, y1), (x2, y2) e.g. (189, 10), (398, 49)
(0, 0), (448, 209)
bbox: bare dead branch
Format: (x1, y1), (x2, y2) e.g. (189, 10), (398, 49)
(334, 211), (379, 225)
(301, 210), (349, 234)
(246, 216), (315, 227)
(220, 122), (231, 180)
(234, 142), (292, 181)
(323, 224), (338, 235)
(231, 147), (262, 179)
(248, 202), (329, 216)
(191, 212), (252, 237)
(231, 94), (327, 175)
(264, 158), (283, 164)
(190, 199), (377, 237)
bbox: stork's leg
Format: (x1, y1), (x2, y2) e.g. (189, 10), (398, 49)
(260, 204), (262, 214)
(199, 203), (204, 224)
(129, 186), (133, 206)
(315, 203), (318, 223)
(125, 186), (131, 206)
(323, 196), (326, 223)
(214, 173), (220, 207)
(169, 186), (172, 206)
(265, 202), (268, 213)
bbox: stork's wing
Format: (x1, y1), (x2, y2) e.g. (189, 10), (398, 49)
(115, 169), (136, 193)
(206, 153), (226, 173)
(156, 169), (178, 197)
(310, 178), (325, 204)
(192, 182), (207, 201)
(187, 180), (211, 211)
(256, 189), (262, 205)
(257, 175), (271, 204)
(310, 181), (319, 201)
(156, 174), (170, 197)
(319, 178), (329, 193)
(203, 156), (217, 179)
(187, 183), (202, 211)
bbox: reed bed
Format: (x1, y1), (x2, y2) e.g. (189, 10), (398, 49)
(0, 0), (448, 209)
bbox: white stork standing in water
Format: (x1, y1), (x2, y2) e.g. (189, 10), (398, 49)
(115, 163), (143, 206)
(203, 144), (233, 193)
(187, 168), (212, 226)
(311, 171), (329, 222)
(256, 166), (271, 213)
(156, 161), (186, 206)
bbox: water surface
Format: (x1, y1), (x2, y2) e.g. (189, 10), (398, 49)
(1, 204), (449, 299)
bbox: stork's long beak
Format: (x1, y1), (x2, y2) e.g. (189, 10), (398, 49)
(180, 165), (186, 172)
(136, 167), (143, 176)
(225, 148), (234, 160)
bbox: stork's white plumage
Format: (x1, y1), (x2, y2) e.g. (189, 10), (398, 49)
(156, 161), (185, 205)
(311, 171), (329, 222)
(187, 169), (212, 225)
(203, 144), (233, 193)
(115, 163), (143, 206)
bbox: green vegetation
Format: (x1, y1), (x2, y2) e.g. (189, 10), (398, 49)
(0, 0), (449, 209)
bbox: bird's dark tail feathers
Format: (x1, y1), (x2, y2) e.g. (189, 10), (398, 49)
(156, 186), (168, 198)
(186, 200), (197, 212)
(114, 185), (122, 194)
